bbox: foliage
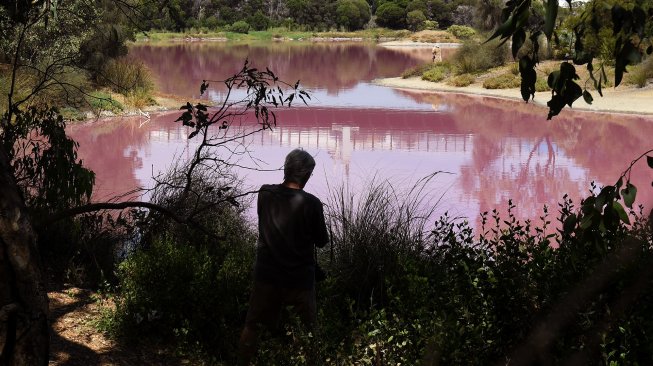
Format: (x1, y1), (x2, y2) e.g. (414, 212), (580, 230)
(627, 56), (653, 87)
(2, 107), (95, 213)
(227, 20), (251, 34)
(421, 63), (450, 81)
(482, 73), (521, 89)
(488, 0), (653, 118)
(375, 2), (406, 29)
(401, 62), (435, 78)
(86, 91), (124, 114)
(451, 39), (509, 74)
(447, 24), (476, 39)
(100, 57), (154, 96)
(111, 225), (255, 358)
(406, 10), (427, 31)
(249, 10), (271, 31)
(336, 0), (371, 31)
(447, 73), (476, 86)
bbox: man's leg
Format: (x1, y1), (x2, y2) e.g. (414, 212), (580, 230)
(239, 281), (282, 365)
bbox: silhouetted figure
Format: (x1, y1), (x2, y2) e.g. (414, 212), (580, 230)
(239, 148), (329, 365)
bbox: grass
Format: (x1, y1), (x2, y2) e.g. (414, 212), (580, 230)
(482, 73), (521, 89)
(135, 27), (413, 43)
(422, 64), (451, 82)
(87, 91), (124, 114)
(626, 57), (653, 87)
(447, 73), (475, 87)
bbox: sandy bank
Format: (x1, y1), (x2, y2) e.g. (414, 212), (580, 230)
(378, 40), (462, 48)
(374, 77), (653, 116)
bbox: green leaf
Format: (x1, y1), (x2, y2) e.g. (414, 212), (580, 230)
(563, 213), (577, 233)
(612, 201), (630, 225)
(544, 0), (558, 40)
(582, 90), (593, 104)
(512, 29), (526, 59)
(620, 183), (637, 209)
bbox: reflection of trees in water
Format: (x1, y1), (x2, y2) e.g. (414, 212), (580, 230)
(67, 116), (153, 200)
(395, 89), (653, 223)
(129, 42), (426, 97)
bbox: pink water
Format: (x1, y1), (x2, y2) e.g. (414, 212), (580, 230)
(68, 42), (653, 228)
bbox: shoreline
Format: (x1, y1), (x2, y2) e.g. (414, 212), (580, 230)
(374, 76), (653, 117)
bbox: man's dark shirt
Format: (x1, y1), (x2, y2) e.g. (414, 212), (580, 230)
(254, 184), (329, 290)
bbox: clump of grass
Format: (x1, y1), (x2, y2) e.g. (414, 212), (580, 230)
(402, 63), (434, 78)
(535, 77), (551, 92)
(101, 58), (154, 96)
(627, 57), (653, 87)
(447, 73), (475, 87)
(451, 39), (509, 75)
(87, 91), (123, 114)
(421, 63), (452, 82)
(482, 73), (521, 89)
(447, 25), (476, 39)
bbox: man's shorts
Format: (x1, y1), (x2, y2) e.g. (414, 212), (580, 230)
(244, 281), (316, 331)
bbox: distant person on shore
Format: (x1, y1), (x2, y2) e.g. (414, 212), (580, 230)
(432, 45), (442, 63)
(238, 148), (329, 365)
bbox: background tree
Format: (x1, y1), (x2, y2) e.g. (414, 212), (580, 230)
(336, 0), (371, 30)
(375, 1), (406, 28)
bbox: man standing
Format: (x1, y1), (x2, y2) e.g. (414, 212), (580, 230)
(239, 148), (329, 365)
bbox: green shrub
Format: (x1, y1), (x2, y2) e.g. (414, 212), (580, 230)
(535, 77), (551, 91)
(451, 39), (509, 74)
(421, 64), (449, 82)
(109, 208), (255, 359)
(87, 91), (123, 113)
(447, 24), (476, 39)
(423, 19), (439, 30)
(447, 73), (475, 86)
(100, 57), (154, 96)
(248, 10), (270, 31)
(375, 2), (406, 29)
(228, 20), (250, 34)
(482, 73), (521, 89)
(407, 10), (427, 31)
(401, 62), (434, 78)
(627, 57), (653, 87)
(336, 0), (371, 31)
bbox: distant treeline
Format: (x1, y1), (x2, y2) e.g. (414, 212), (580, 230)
(141, 0), (487, 32)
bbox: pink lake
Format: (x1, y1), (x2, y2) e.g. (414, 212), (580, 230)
(68, 42), (653, 229)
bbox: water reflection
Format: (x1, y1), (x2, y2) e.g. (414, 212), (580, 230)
(130, 42), (455, 110)
(68, 91), (653, 228)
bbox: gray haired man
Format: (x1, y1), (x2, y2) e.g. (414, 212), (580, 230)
(239, 148), (329, 364)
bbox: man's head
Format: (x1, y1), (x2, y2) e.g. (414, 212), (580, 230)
(283, 148), (315, 188)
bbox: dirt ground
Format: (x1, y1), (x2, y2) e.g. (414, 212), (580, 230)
(48, 287), (188, 366)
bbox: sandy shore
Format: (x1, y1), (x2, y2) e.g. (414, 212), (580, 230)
(374, 76), (653, 116)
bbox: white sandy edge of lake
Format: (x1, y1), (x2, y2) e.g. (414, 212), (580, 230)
(374, 76), (653, 116)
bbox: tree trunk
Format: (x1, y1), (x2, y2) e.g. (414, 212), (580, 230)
(0, 145), (49, 365)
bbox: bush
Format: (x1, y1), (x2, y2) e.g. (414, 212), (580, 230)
(402, 62), (434, 78)
(228, 20), (250, 34)
(423, 19), (439, 30)
(627, 57), (653, 87)
(336, 0), (371, 31)
(248, 10), (270, 31)
(482, 73), (521, 89)
(407, 10), (427, 31)
(100, 57), (154, 96)
(375, 2), (406, 29)
(87, 91), (123, 113)
(451, 39), (509, 74)
(421, 64), (450, 82)
(447, 24), (476, 39)
(447, 73), (475, 86)
(535, 77), (551, 91)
